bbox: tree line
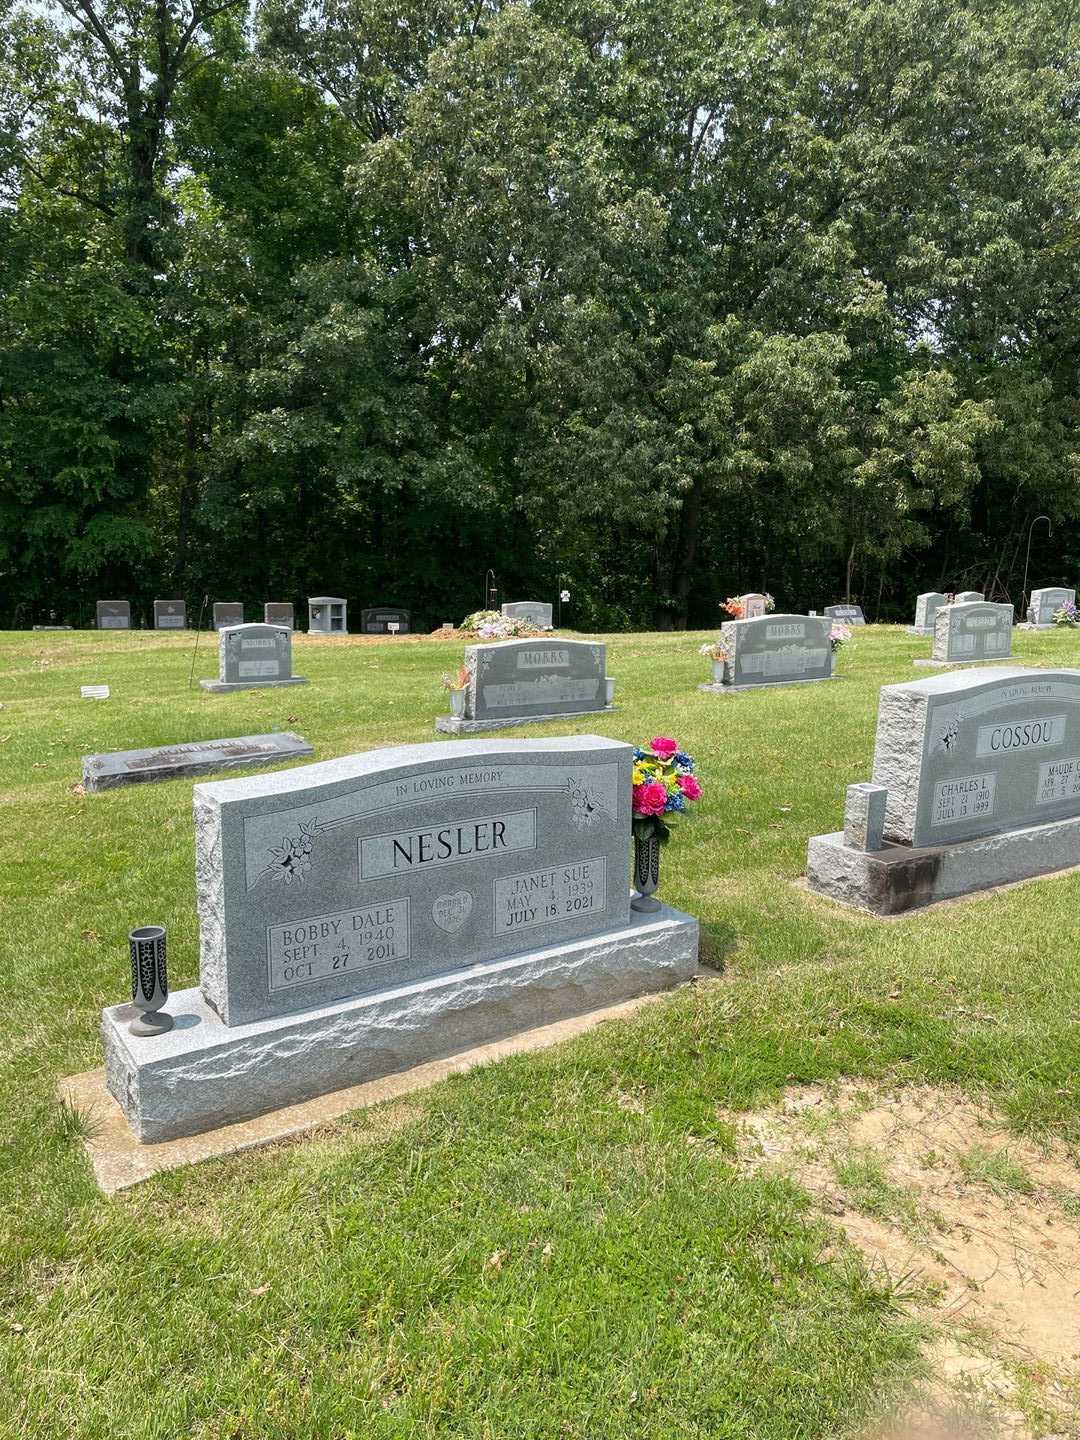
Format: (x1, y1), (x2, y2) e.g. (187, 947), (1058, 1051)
(1, 0), (1077, 631)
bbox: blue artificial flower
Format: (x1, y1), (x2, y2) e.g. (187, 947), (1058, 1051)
(675, 751), (693, 769)
(664, 791), (686, 813)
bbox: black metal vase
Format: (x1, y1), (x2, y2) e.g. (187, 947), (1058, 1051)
(128, 925), (174, 1036)
(631, 835), (662, 913)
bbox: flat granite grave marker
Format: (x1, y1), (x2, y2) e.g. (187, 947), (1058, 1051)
(807, 667), (1080, 912)
(213, 602), (244, 630)
(501, 601), (553, 629)
(154, 599), (186, 630)
(916, 601), (1014, 667)
(908, 592), (948, 636)
(264, 602), (294, 629)
(100, 736), (699, 1140)
(361, 607), (411, 634)
(82, 732), (313, 791)
(96, 600), (131, 631)
(309, 596), (347, 634)
(436, 638), (612, 733)
(824, 603), (866, 626)
(200, 622), (307, 693)
(1025, 587), (1075, 629)
(701, 614), (836, 693)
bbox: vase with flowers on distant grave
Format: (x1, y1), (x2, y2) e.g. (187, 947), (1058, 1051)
(630, 738), (702, 912)
(441, 666), (469, 718)
(698, 640), (728, 685)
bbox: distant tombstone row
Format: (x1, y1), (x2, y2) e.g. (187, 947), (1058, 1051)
(808, 666), (1080, 912)
(823, 603), (866, 626)
(704, 614), (836, 693)
(437, 637), (613, 733)
(201, 623), (307, 694)
(915, 601), (1013, 668)
(501, 600), (553, 628)
(1026, 587), (1075, 628)
(95, 600), (295, 630)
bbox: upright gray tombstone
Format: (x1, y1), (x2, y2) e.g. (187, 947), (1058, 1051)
(501, 601), (553, 629)
(96, 601), (131, 630)
(955, 591), (984, 605)
(824, 603), (866, 626)
(200, 622), (308, 693)
(807, 667), (1080, 912)
(702, 614), (835, 692)
(916, 601), (1014, 667)
(361, 607), (411, 634)
(1026, 587), (1075, 628)
(308, 597), (347, 634)
(738, 593), (769, 619)
(213, 602), (244, 631)
(908, 592), (948, 636)
(264, 602), (294, 629)
(436, 637), (611, 732)
(101, 736), (699, 1140)
(154, 599), (186, 630)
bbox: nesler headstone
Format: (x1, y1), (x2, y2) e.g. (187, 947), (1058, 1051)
(807, 666), (1080, 912)
(702, 614), (836, 692)
(823, 603), (866, 626)
(213, 602), (244, 630)
(96, 601), (131, 631)
(501, 601), (553, 629)
(82, 732), (313, 792)
(200, 622), (307, 693)
(361, 607), (411, 634)
(907, 592), (948, 636)
(915, 601), (1014, 668)
(154, 599), (186, 630)
(436, 637), (612, 733)
(100, 736), (699, 1140)
(1026, 587), (1075, 629)
(264, 602), (294, 629)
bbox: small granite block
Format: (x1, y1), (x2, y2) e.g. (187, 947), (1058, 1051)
(102, 904), (700, 1142)
(806, 812), (1080, 914)
(843, 783), (887, 850)
(82, 732), (313, 792)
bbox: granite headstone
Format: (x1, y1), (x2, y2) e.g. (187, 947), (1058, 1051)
(436, 638), (610, 732)
(200, 622), (307, 693)
(738, 593), (769, 619)
(264, 603), (294, 629)
(919, 601), (1013, 667)
(824, 603), (866, 626)
(361, 607), (411, 634)
(154, 600), (186, 630)
(96, 601), (131, 631)
(501, 601), (553, 629)
(909, 592), (949, 636)
(1027, 587), (1075, 628)
(955, 591), (984, 605)
(213, 602), (244, 631)
(705, 614), (835, 691)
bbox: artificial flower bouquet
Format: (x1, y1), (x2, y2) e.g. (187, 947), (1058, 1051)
(1053, 601), (1078, 628)
(440, 666), (469, 691)
(460, 609), (550, 640)
(828, 623), (852, 652)
(631, 737), (702, 844)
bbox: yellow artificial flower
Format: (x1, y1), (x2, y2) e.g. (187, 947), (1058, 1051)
(632, 766), (647, 785)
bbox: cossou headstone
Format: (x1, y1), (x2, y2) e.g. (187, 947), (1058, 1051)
(308, 596), (347, 634)
(361, 607), (410, 634)
(704, 614), (835, 692)
(82, 732), (313, 792)
(1027, 587), (1075, 628)
(823, 603), (866, 626)
(213, 602), (244, 631)
(154, 599), (186, 630)
(501, 601), (553, 629)
(436, 638), (610, 733)
(101, 736), (699, 1140)
(738, 593), (769, 619)
(200, 622), (308, 693)
(917, 601), (1014, 667)
(807, 667), (1080, 912)
(96, 600), (131, 631)
(908, 592), (948, 636)
(955, 591), (984, 605)
(264, 602), (294, 629)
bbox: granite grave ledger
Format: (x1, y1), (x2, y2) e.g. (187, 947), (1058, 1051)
(82, 732), (313, 791)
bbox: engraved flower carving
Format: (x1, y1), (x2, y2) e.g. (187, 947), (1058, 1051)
(567, 778), (606, 827)
(938, 717), (961, 752)
(266, 820), (319, 883)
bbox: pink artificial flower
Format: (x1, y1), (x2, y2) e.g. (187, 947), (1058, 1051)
(650, 736), (679, 760)
(678, 774), (702, 801)
(633, 780), (668, 817)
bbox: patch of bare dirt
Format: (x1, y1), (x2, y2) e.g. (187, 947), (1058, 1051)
(735, 1082), (1080, 1439)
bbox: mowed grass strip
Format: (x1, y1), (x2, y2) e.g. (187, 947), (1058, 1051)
(1, 625), (1079, 1438)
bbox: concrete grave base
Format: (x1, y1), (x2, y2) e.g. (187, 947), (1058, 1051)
(698, 676), (842, 695)
(199, 675), (308, 693)
(68, 975), (714, 1193)
(435, 705), (615, 733)
(912, 658), (1019, 669)
(805, 811), (1080, 915)
(102, 903), (698, 1143)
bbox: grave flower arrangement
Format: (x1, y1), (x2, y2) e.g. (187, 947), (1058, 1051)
(440, 666), (469, 691)
(460, 609), (549, 640)
(828, 623), (852, 652)
(630, 738), (701, 912)
(720, 593), (774, 618)
(1053, 601), (1078, 627)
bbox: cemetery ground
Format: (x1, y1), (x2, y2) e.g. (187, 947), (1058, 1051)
(2, 626), (1080, 1440)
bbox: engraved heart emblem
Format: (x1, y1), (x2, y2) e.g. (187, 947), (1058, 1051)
(432, 891), (473, 934)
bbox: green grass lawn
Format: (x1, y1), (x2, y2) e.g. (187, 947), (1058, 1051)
(2, 625), (1079, 1438)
